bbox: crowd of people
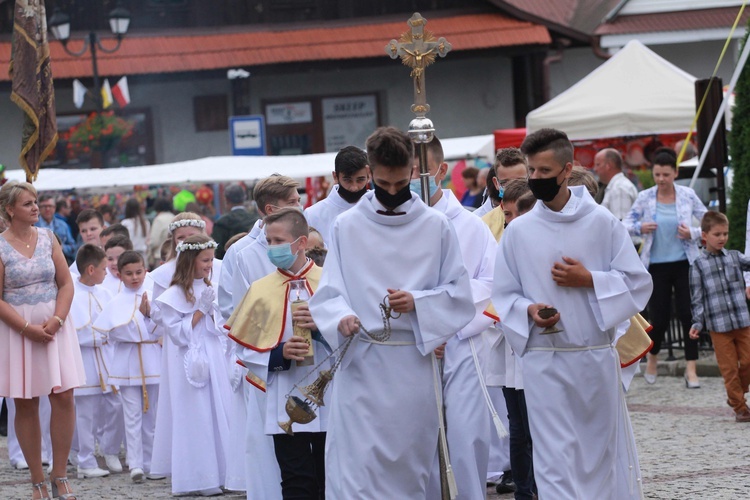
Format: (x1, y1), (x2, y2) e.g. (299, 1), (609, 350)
(0, 126), (749, 500)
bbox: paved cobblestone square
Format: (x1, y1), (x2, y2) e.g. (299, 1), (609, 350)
(2, 375), (747, 499)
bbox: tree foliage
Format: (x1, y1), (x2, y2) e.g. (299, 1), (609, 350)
(729, 27), (750, 250)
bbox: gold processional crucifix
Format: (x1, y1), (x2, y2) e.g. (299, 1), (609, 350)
(385, 12), (452, 116)
(385, 12), (452, 207)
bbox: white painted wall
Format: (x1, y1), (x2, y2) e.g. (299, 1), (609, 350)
(0, 54), (515, 173)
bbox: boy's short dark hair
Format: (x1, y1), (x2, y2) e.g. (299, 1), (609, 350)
(117, 250), (145, 272)
(105, 234), (134, 252)
(366, 127), (414, 169)
(516, 192), (537, 215)
(521, 128), (574, 167)
(101, 223), (130, 240)
(76, 208), (104, 226)
(335, 146), (368, 176)
(55, 199), (68, 212)
(76, 244), (106, 274)
(98, 204), (115, 217)
(502, 179), (530, 204)
(264, 207), (309, 240)
(701, 211), (729, 233)
(494, 147), (527, 172)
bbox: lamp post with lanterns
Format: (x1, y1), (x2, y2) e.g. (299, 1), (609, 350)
(48, 2), (131, 111)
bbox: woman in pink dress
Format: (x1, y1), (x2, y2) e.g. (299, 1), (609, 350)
(0, 181), (85, 500)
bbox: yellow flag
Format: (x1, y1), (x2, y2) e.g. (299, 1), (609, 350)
(101, 79), (113, 109)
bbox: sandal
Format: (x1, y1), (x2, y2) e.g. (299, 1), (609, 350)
(31, 481), (51, 499)
(50, 476), (77, 500)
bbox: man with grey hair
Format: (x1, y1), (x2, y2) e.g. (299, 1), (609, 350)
(211, 183), (257, 259)
(593, 148), (638, 220)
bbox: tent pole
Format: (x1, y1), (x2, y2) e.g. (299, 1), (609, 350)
(689, 38), (750, 191)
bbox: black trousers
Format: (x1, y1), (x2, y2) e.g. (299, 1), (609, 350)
(273, 431), (326, 500)
(502, 387), (536, 500)
(647, 260), (698, 360)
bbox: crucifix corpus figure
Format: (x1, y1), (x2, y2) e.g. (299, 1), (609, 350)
(386, 12), (451, 104)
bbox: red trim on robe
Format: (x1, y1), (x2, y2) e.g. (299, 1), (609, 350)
(620, 340), (654, 368)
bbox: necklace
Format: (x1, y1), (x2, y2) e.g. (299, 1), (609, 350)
(8, 229), (34, 249)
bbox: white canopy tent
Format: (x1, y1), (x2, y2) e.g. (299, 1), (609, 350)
(526, 40), (698, 141)
(6, 135), (494, 192)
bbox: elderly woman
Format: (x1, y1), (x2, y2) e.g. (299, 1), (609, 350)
(624, 148), (707, 388)
(0, 181), (85, 499)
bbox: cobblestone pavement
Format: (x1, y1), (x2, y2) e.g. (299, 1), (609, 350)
(2, 375), (747, 499)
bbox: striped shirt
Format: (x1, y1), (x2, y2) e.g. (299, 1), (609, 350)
(690, 248), (750, 333)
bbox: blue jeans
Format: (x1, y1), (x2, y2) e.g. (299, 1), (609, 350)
(502, 387), (536, 500)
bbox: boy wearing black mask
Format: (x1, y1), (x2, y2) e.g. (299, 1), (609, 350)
(305, 146), (371, 247)
(308, 126), (475, 498)
(492, 128), (653, 499)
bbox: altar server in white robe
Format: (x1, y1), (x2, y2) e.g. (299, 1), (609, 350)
(227, 209), (329, 498)
(230, 175), (303, 500)
(217, 219), (261, 493)
(151, 235), (232, 496)
(93, 250), (161, 482)
(309, 127), (475, 498)
(70, 245), (116, 478)
(414, 137), (498, 500)
(304, 145), (371, 246)
(218, 219), (262, 323)
(492, 128), (652, 500)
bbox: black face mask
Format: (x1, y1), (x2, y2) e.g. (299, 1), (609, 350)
(337, 184), (368, 204)
(528, 168), (564, 202)
(373, 182), (412, 210)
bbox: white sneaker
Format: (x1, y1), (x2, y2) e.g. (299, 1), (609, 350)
(67, 452), (78, 467)
(104, 454), (123, 473)
(146, 473), (166, 480)
(12, 459), (29, 470)
(77, 466), (110, 479)
(130, 467), (144, 483)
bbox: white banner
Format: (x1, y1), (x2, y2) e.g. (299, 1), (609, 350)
(322, 95), (378, 152)
(265, 102), (313, 125)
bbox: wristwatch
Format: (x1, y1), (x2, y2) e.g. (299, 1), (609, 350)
(53, 315), (65, 327)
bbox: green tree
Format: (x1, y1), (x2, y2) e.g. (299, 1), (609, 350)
(729, 27), (750, 250)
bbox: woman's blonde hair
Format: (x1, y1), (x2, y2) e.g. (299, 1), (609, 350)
(0, 181), (37, 222)
(169, 234), (213, 304)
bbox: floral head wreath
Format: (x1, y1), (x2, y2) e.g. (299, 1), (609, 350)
(175, 240), (218, 253)
(169, 219), (206, 233)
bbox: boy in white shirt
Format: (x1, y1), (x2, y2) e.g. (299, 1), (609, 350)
(93, 251), (160, 482)
(70, 245), (116, 479)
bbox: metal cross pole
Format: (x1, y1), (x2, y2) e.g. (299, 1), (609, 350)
(386, 12), (451, 206)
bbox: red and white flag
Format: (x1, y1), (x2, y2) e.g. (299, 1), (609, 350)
(112, 76), (131, 108)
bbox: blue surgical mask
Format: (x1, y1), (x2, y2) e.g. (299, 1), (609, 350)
(267, 238), (300, 270)
(498, 185), (505, 200)
(409, 175), (440, 198)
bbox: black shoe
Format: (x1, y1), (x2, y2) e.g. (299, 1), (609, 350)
(0, 399), (7, 437)
(495, 473), (516, 494)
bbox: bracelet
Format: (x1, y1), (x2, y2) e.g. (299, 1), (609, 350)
(19, 321), (29, 336)
(53, 315), (65, 327)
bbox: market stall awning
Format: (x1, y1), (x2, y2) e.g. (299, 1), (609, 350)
(0, 14), (550, 81)
(526, 40), (697, 141)
(7, 135), (495, 191)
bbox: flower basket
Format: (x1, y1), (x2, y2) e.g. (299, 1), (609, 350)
(65, 111), (135, 157)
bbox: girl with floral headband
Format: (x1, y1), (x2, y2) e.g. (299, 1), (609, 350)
(149, 212), (223, 302)
(151, 234), (232, 495)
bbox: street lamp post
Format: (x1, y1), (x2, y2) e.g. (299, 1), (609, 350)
(48, 2), (131, 111)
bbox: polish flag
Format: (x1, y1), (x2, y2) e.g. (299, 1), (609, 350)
(112, 76), (131, 108)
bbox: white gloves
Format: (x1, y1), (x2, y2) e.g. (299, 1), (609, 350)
(198, 286), (216, 315)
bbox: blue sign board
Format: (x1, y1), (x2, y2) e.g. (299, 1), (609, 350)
(230, 115), (266, 156)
